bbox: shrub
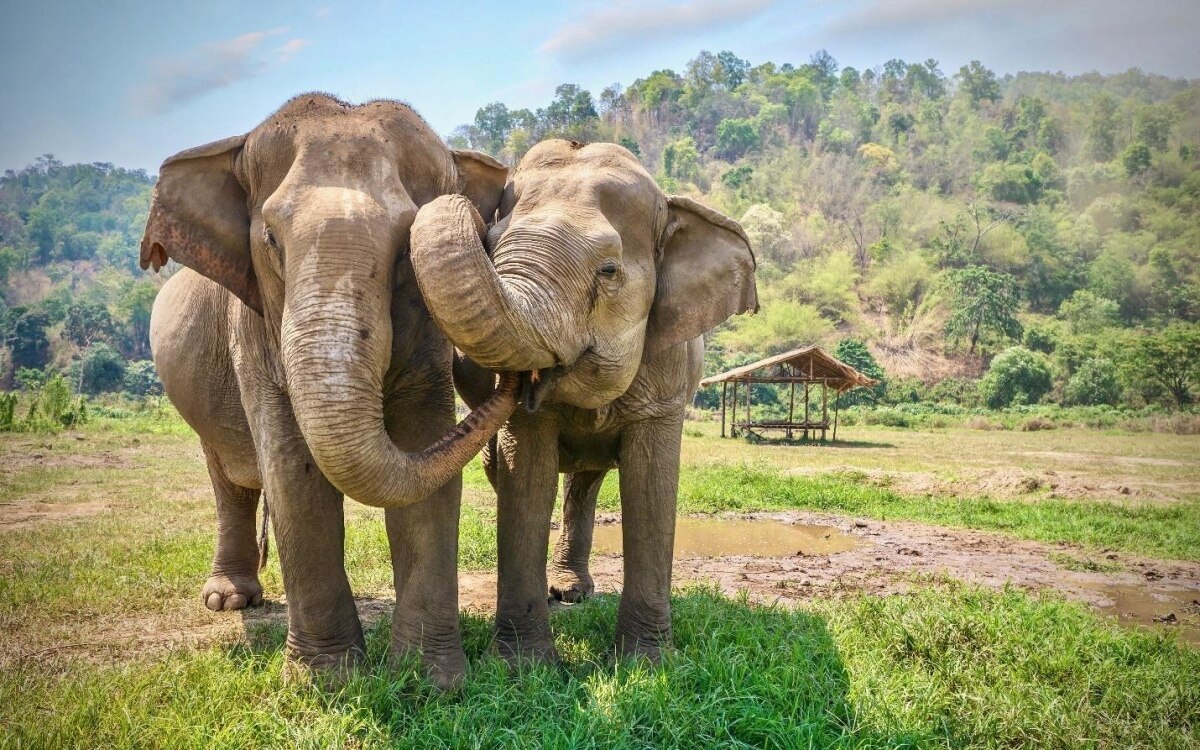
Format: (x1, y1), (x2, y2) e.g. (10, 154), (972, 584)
(123, 359), (163, 397)
(80, 343), (127, 394)
(979, 347), (1053, 408)
(1065, 357), (1121, 406)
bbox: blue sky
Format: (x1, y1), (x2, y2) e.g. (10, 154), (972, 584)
(1, 0), (1197, 173)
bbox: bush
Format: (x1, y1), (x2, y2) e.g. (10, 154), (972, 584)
(979, 347), (1053, 408)
(1065, 357), (1121, 406)
(123, 359), (162, 397)
(80, 343), (127, 394)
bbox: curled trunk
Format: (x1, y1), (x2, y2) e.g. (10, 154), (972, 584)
(410, 195), (561, 372)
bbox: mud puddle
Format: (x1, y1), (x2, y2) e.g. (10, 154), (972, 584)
(586, 517), (865, 558)
(1088, 584), (1200, 644)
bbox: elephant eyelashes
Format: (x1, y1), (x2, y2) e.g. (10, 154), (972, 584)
(263, 226), (279, 249)
(597, 260), (620, 279)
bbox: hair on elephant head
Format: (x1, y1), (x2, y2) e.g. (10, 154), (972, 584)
(141, 93), (516, 508)
(410, 139), (757, 409)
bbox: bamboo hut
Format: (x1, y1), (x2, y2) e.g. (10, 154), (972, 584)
(700, 346), (878, 441)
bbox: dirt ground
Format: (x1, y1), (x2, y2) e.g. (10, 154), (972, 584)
(4, 424), (1199, 668)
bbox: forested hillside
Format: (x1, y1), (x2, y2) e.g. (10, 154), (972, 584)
(2, 51), (1198, 410)
(450, 52), (1200, 409)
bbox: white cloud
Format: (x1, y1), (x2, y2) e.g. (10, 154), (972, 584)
(134, 28), (311, 115)
(539, 0), (776, 62)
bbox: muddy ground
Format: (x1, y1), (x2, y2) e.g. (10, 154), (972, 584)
(8, 509), (1198, 669)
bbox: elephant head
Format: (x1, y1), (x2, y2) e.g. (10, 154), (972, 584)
(410, 139), (757, 408)
(140, 94), (516, 507)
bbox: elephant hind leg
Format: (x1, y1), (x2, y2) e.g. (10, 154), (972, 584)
(549, 470), (606, 603)
(201, 443), (264, 612)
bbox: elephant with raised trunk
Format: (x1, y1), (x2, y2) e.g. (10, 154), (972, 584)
(143, 94), (517, 688)
(410, 139), (757, 664)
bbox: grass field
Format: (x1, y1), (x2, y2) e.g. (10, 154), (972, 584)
(1, 410), (1198, 748)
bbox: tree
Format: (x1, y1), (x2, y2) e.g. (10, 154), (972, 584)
(1123, 324), (1200, 407)
(956, 60), (999, 107)
(739, 204), (787, 262)
(79, 342), (126, 394)
(64, 300), (113, 349)
(715, 118), (759, 159)
(1121, 141), (1152, 176)
(1084, 94), (1119, 162)
(1065, 357), (1121, 406)
(9, 307), (51, 370)
(473, 102), (512, 155)
(833, 338), (886, 406)
(123, 359), (162, 397)
(978, 346), (1053, 407)
(944, 265), (1023, 353)
(662, 137), (700, 182)
(716, 50), (751, 89)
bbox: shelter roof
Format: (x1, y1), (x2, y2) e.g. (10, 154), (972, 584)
(699, 345), (879, 391)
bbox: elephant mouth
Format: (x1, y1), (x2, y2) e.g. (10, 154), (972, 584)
(519, 365), (569, 412)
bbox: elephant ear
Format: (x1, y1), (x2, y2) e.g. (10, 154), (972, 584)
(140, 135), (261, 314)
(452, 149), (507, 225)
(645, 195), (758, 356)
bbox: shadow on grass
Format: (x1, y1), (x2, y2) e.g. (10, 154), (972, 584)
(222, 587), (939, 748)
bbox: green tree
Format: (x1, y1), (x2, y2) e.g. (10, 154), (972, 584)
(662, 137), (700, 182)
(944, 266), (1023, 353)
(9, 307), (52, 369)
(979, 346), (1053, 407)
(956, 60), (999, 107)
(715, 118), (759, 159)
(1065, 357), (1121, 406)
(64, 300), (113, 349)
(832, 338), (886, 406)
(1123, 324), (1200, 407)
(1121, 142), (1152, 176)
(79, 342), (126, 394)
(122, 359), (163, 397)
(1084, 94), (1119, 162)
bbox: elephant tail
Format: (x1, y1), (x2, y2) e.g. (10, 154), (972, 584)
(258, 497), (270, 571)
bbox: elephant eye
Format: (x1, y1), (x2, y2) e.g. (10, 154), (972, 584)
(264, 226), (279, 249)
(597, 260), (620, 279)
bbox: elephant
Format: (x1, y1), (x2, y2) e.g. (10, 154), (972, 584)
(409, 139), (757, 664)
(142, 93), (518, 688)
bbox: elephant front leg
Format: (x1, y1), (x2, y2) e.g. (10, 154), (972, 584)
(200, 444), (263, 611)
(385, 390), (468, 691)
(549, 470), (606, 603)
(615, 417), (682, 662)
(494, 412), (561, 666)
(253, 402), (365, 678)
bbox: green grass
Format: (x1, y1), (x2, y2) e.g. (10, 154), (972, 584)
(588, 464), (1200, 561)
(2, 584), (1196, 749)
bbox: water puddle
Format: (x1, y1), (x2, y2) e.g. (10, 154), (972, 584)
(1088, 584), (1200, 644)
(585, 518), (863, 558)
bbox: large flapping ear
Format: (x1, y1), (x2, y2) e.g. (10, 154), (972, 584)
(645, 196), (758, 356)
(140, 135), (261, 314)
(452, 149), (507, 225)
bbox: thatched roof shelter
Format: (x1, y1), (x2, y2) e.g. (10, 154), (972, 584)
(700, 345), (879, 441)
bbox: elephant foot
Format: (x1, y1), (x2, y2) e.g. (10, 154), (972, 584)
(281, 645), (365, 689)
(495, 635), (560, 669)
(202, 573), (263, 611)
(392, 647), (468, 692)
(549, 568), (594, 604)
(615, 632), (671, 664)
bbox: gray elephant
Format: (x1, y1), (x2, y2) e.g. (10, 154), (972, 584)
(409, 139), (757, 663)
(142, 94), (517, 688)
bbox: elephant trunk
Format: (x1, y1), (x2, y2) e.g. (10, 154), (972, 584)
(409, 195), (567, 372)
(282, 208), (516, 508)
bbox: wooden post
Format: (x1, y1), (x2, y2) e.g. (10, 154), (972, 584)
(720, 381), (728, 438)
(745, 376), (753, 437)
(787, 381), (795, 440)
(731, 380), (739, 437)
(803, 382), (810, 441)
(833, 390), (840, 441)
(821, 380), (829, 441)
